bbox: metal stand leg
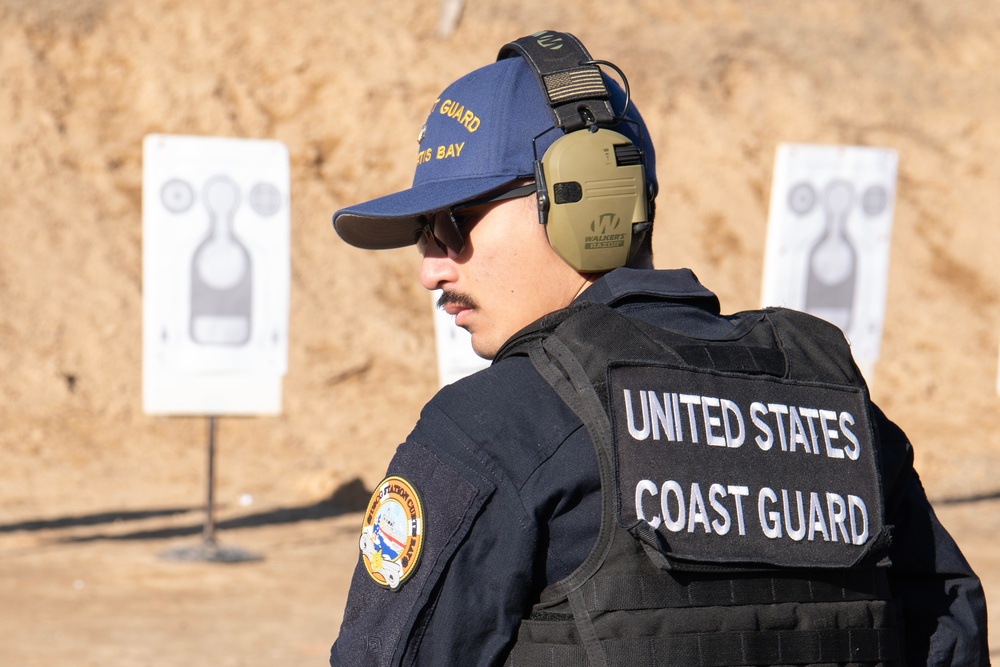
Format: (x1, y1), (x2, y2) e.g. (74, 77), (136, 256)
(203, 415), (217, 547)
(159, 416), (262, 563)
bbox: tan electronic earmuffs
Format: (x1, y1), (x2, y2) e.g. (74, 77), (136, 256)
(498, 31), (653, 272)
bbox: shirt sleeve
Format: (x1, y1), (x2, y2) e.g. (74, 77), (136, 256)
(875, 404), (990, 666)
(331, 357), (597, 667)
(330, 419), (541, 666)
(330, 434), (503, 667)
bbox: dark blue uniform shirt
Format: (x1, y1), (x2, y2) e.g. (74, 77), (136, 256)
(331, 268), (989, 667)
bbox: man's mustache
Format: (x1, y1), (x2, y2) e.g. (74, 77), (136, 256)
(437, 290), (478, 311)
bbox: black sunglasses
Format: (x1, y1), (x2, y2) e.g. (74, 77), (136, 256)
(416, 183), (536, 256)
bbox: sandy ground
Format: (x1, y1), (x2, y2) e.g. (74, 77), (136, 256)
(0, 0), (998, 663)
(0, 497), (996, 665)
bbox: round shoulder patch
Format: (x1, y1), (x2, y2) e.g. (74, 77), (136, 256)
(359, 476), (425, 590)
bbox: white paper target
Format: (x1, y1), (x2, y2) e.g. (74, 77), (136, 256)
(142, 134), (290, 415)
(761, 144), (898, 376)
(431, 290), (490, 387)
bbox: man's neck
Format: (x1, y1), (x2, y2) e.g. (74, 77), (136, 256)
(573, 272), (604, 301)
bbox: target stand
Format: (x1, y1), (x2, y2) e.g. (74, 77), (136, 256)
(159, 417), (262, 564)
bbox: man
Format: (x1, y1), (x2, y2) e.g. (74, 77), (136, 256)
(330, 31), (988, 666)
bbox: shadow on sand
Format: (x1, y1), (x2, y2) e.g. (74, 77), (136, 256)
(0, 478), (371, 544)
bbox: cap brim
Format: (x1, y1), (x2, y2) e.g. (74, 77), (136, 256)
(333, 175), (522, 250)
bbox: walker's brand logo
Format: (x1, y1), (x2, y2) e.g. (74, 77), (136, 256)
(360, 476), (424, 590)
(591, 213), (621, 234)
(585, 213), (627, 250)
(611, 364), (884, 569)
(533, 31), (563, 50)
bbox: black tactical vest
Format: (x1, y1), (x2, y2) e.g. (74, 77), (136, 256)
(494, 302), (902, 666)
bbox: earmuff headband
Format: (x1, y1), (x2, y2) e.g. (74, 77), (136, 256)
(498, 31), (616, 132)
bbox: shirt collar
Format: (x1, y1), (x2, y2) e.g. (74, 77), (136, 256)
(575, 267), (721, 314)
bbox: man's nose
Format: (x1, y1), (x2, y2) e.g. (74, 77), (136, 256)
(419, 246), (457, 291)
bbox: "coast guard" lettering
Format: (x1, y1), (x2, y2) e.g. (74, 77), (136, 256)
(633, 479), (870, 545)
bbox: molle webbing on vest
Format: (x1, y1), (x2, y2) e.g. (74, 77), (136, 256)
(673, 344), (786, 377)
(580, 565), (893, 612)
(506, 626), (898, 667)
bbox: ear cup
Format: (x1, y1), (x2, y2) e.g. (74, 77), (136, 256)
(539, 128), (648, 272)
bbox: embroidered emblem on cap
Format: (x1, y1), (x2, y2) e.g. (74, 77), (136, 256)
(360, 476), (425, 590)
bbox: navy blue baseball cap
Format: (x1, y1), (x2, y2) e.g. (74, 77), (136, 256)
(333, 53), (656, 250)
